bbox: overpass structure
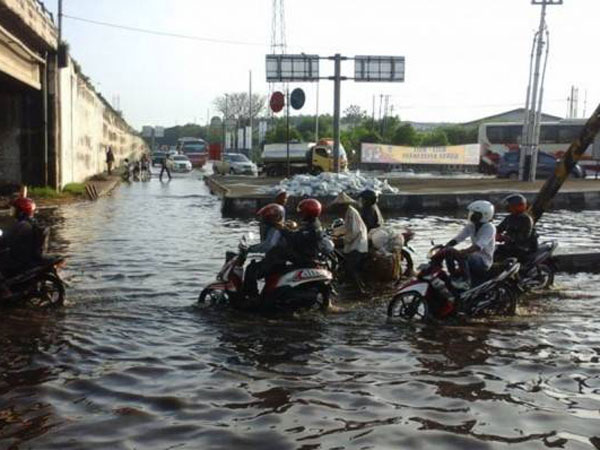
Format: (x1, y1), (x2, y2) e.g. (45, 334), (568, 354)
(0, 0), (146, 189)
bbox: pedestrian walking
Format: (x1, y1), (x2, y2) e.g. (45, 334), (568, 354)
(159, 154), (172, 181)
(106, 146), (115, 175)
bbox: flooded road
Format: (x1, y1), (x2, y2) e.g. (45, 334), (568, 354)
(1, 173), (600, 449)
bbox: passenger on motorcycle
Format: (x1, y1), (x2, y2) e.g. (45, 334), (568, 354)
(445, 200), (496, 289)
(495, 194), (538, 262)
(0, 197), (47, 299)
(359, 189), (384, 232)
(282, 198), (324, 267)
(243, 203), (287, 298)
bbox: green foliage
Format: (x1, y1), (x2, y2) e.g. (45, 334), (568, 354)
(265, 122), (302, 143)
(420, 129), (450, 147)
(29, 186), (60, 198)
(62, 183), (86, 195)
(392, 123), (418, 145)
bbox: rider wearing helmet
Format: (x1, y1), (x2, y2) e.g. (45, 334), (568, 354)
(243, 203), (288, 298)
(495, 194), (538, 262)
(446, 200), (496, 288)
(359, 189), (384, 232)
(0, 197), (47, 299)
(282, 198), (324, 266)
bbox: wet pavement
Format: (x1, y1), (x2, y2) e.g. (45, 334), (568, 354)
(1, 172), (600, 449)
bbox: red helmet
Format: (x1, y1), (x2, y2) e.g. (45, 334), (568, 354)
(297, 198), (322, 219)
(11, 197), (36, 218)
(257, 203), (284, 225)
(503, 193), (527, 215)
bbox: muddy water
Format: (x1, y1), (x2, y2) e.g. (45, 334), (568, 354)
(1, 174), (599, 449)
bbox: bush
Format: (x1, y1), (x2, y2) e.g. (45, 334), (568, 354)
(29, 186), (60, 198)
(62, 183), (86, 195)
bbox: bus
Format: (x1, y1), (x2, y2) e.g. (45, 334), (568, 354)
(176, 137), (207, 168)
(478, 119), (595, 173)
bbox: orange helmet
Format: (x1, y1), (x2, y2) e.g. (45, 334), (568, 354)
(503, 194), (527, 215)
(11, 197), (36, 218)
(257, 203), (284, 225)
(297, 198), (322, 219)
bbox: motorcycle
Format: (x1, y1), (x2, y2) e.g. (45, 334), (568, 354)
(198, 236), (333, 313)
(0, 230), (66, 309)
(518, 241), (557, 293)
(388, 245), (520, 322)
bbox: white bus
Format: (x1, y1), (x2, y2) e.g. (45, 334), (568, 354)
(478, 119), (595, 172)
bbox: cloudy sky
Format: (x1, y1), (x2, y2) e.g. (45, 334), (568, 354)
(46, 0), (599, 130)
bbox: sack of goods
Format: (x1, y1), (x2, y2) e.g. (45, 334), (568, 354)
(368, 228), (404, 256)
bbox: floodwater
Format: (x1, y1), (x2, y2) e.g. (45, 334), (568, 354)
(1, 172), (599, 449)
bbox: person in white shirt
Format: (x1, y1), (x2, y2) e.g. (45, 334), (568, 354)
(329, 192), (368, 293)
(446, 200), (496, 287)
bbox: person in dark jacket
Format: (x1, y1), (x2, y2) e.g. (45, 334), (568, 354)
(495, 194), (538, 262)
(281, 198), (323, 267)
(0, 197), (46, 299)
(359, 189), (384, 232)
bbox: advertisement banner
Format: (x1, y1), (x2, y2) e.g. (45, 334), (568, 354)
(361, 143), (480, 165)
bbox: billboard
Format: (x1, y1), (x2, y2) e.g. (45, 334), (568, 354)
(355, 56), (405, 82)
(361, 143), (480, 165)
(266, 54), (320, 82)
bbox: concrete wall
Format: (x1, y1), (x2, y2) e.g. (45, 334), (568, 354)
(0, 88), (21, 183)
(59, 61), (147, 187)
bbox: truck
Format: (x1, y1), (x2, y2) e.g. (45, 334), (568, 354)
(261, 139), (348, 176)
(176, 137), (208, 168)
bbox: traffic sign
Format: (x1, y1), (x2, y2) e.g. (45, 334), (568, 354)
(290, 88), (306, 110)
(270, 91), (285, 113)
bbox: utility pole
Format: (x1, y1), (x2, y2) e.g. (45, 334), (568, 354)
(520, 0), (562, 181)
(331, 54), (343, 173)
(58, 0), (63, 42)
(315, 81), (319, 141)
(249, 70), (253, 156)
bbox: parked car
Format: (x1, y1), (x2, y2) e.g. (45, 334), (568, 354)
(170, 155), (193, 173)
(152, 151), (167, 166)
(497, 151), (586, 179)
(213, 153), (258, 176)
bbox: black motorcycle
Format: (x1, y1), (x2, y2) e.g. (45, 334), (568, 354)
(1, 256), (66, 308)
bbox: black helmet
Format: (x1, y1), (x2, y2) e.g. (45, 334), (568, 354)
(359, 189), (378, 206)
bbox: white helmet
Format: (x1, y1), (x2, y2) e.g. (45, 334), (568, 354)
(467, 200), (494, 223)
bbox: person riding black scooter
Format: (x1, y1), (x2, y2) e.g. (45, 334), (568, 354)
(0, 197), (47, 300)
(359, 189), (384, 232)
(281, 198), (324, 267)
(495, 194), (538, 263)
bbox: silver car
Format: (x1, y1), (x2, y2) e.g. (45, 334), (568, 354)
(214, 153), (258, 176)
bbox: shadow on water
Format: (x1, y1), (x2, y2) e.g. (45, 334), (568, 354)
(1, 174), (600, 449)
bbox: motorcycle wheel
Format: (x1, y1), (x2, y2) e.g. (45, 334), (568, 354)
(313, 287), (331, 311)
(476, 282), (518, 316)
(28, 273), (65, 308)
(400, 249), (414, 277)
(529, 264), (554, 293)
(387, 292), (429, 321)
(198, 288), (229, 307)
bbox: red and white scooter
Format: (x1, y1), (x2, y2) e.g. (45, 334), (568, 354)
(198, 236), (333, 312)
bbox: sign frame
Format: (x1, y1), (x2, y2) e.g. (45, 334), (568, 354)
(266, 54), (320, 82)
(354, 55), (405, 82)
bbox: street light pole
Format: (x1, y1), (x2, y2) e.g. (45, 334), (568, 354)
(332, 53), (342, 173)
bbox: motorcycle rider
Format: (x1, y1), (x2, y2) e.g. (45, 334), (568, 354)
(495, 194), (538, 262)
(0, 197), (46, 299)
(445, 200), (496, 289)
(359, 189), (384, 232)
(282, 198), (324, 267)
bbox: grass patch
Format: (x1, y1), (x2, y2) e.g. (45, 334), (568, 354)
(62, 182), (86, 195)
(29, 186), (60, 198)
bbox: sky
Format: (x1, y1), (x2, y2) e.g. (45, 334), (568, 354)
(46, 0), (600, 130)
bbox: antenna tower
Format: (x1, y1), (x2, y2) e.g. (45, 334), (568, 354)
(269, 0), (287, 102)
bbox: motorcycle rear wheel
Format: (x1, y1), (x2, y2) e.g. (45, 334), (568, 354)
(388, 292), (429, 321)
(475, 282), (518, 316)
(529, 264), (554, 293)
(28, 273), (65, 308)
(400, 249), (414, 277)
(198, 288), (229, 307)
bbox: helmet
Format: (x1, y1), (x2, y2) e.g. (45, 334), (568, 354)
(256, 203), (284, 225)
(297, 198), (322, 219)
(11, 197), (36, 218)
(503, 193), (527, 214)
(359, 189), (378, 206)
(467, 200), (494, 223)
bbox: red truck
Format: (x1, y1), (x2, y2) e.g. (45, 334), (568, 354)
(177, 137), (208, 168)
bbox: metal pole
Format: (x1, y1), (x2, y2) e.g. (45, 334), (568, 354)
(42, 52), (49, 186)
(58, 0), (63, 42)
(286, 87), (290, 177)
(527, 1), (548, 181)
(332, 53), (342, 173)
(315, 81), (319, 141)
(249, 70), (253, 157)
(223, 94), (228, 157)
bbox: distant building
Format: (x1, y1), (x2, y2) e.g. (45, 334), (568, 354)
(461, 108), (563, 128)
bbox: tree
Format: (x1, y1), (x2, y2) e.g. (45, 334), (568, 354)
(420, 129), (449, 147)
(265, 122), (302, 143)
(342, 104), (366, 128)
(213, 92), (266, 122)
(392, 123), (418, 146)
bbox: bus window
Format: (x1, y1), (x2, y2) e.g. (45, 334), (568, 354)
(558, 125), (583, 144)
(539, 125), (558, 144)
(487, 126), (503, 144)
